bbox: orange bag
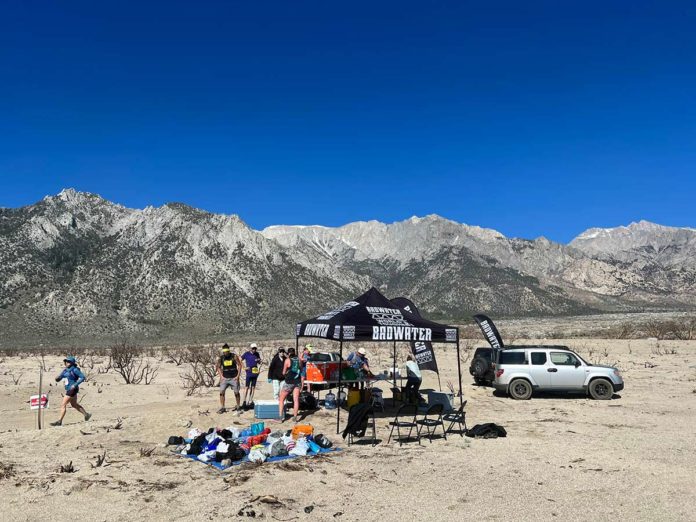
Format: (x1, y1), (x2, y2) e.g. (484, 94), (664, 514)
(291, 424), (314, 440)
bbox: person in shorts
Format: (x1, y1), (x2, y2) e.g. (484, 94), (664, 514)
(241, 343), (262, 409)
(50, 356), (92, 426)
(216, 344), (242, 414)
(278, 347), (302, 422)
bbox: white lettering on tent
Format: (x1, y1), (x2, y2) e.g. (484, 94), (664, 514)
(371, 327), (432, 341)
(317, 301), (359, 320)
(304, 324), (330, 337)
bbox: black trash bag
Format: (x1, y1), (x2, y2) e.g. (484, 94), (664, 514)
(465, 423), (507, 439)
(167, 435), (185, 446)
(299, 391), (317, 410)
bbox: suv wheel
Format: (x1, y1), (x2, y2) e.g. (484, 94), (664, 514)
(589, 378), (613, 400)
(509, 379), (533, 400)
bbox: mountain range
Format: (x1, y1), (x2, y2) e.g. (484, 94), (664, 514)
(1, 189), (694, 345)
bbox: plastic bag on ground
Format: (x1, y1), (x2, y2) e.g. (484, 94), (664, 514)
(289, 437), (309, 456)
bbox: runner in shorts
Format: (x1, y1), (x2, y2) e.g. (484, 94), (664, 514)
(216, 344), (242, 414)
(278, 348), (302, 422)
(50, 356), (92, 426)
(241, 343), (262, 409)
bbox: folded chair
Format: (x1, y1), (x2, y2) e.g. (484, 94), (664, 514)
(387, 404), (419, 446)
(342, 403), (377, 446)
(416, 403), (447, 444)
(390, 387), (403, 407)
(443, 400), (468, 437)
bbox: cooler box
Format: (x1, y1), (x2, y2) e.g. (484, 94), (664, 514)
(254, 400), (282, 420)
(306, 361), (341, 383)
(427, 391), (454, 413)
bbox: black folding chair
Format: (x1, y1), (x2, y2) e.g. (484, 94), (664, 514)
(390, 387), (403, 407)
(416, 403), (447, 444)
(443, 400), (468, 437)
(387, 404), (419, 446)
(343, 404), (377, 446)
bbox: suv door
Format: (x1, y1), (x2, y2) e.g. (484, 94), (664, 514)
(548, 352), (586, 390)
(528, 351), (552, 387)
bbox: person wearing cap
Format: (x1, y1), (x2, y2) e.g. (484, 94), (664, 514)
(216, 343), (242, 414)
(241, 343), (263, 409)
(299, 343), (313, 390)
(347, 347), (371, 378)
(50, 356), (91, 426)
(267, 347), (287, 400)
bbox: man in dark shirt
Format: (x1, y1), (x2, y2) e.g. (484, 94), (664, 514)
(216, 344), (242, 414)
(267, 348), (287, 400)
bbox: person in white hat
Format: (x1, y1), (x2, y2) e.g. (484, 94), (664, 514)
(240, 343), (263, 410)
(347, 347), (371, 378)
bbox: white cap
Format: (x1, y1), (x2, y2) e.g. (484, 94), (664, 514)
(358, 347), (367, 355)
(250, 343), (258, 349)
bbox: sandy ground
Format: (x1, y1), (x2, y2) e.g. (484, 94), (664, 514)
(1, 339), (695, 522)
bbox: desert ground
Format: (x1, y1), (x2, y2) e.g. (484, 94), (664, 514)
(1, 338), (695, 522)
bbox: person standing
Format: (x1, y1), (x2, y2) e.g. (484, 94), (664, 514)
(216, 344), (242, 414)
(267, 347), (286, 400)
(50, 356), (91, 426)
(299, 343), (312, 390)
(278, 347), (302, 422)
(241, 343), (262, 409)
(404, 355), (423, 403)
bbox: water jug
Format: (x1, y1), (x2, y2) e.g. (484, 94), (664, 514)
(324, 391), (337, 409)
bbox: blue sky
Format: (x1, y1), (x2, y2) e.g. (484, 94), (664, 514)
(1, 1), (694, 242)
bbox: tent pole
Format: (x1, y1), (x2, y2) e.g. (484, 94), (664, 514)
(456, 330), (463, 406)
(392, 341), (396, 388)
(337, 337), (343, 435)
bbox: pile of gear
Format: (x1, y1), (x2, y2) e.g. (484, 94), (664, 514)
(168, 422), (334, 468)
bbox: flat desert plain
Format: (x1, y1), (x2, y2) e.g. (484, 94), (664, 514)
(1, 339), (695, 521)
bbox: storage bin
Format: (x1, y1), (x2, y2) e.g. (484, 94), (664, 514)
(427, 391), (454, 413)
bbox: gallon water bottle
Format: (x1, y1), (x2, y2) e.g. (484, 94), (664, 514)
(324, 391), (337, 410)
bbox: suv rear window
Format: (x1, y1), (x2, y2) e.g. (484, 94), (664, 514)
(499, 351), (526, 365)
(531, 352), (547, 365)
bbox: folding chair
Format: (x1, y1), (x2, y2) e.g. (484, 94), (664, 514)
(370, 388), (385, 412)
(444, 400), (468, 437)
(387, 404), (419, 446)
(390, 387), (403, 407)
(344, 404), (377, 447)
(416, 403), (447, 444)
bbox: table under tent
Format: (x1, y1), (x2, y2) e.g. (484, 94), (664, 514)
(294, 287), (462, 433)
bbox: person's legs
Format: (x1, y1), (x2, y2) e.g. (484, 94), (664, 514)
(233, 379), (241, 409)
(292, 386), (301, 421)
(247, 376), (257, 403)
(53, 395), (71, 425)
(272, 379), (280, 400)
(278, 387), (289, 420)
(218, 380), (228, 413)
(70, 396), (84, 415)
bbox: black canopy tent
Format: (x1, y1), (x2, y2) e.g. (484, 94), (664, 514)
(295, 287), (461, 433)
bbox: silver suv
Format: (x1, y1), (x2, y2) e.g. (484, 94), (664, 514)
(493, 346), (624, 400)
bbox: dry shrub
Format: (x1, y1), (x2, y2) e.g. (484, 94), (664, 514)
(109, 342), (159, 384)
(179, 344), (219, 395)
